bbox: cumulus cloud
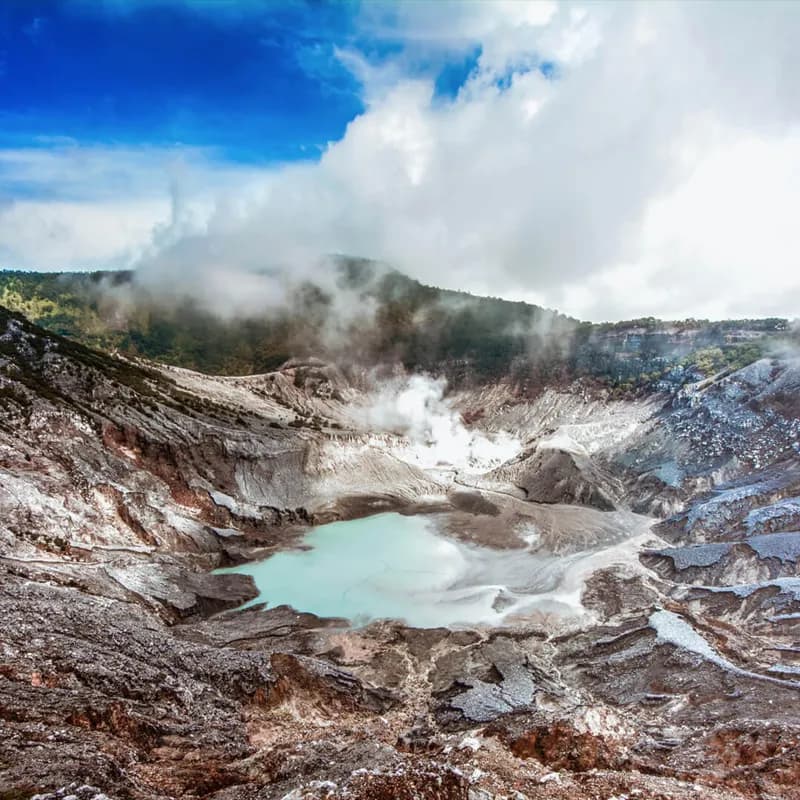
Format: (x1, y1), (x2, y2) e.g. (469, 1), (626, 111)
(4, 1), (800, 321)
(0, 144), (264, 270)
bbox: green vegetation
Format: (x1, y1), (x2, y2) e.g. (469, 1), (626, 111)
(0, 266), (576, 383)
(683, 342), (766, 377)
(0, 265), (788, 394)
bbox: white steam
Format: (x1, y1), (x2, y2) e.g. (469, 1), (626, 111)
(354, 374), (520, 471)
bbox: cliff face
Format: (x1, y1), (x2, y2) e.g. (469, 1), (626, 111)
(2, 306), (800, 800)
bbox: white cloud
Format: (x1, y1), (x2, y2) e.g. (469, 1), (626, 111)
(0, 144), (266, 270)
(0, 198), (168, 269)
(356, 0), (561, 77)
(4, 1), (800, 321)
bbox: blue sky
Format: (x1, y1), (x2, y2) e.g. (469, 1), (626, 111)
(0, 0), (372, 162)
(0, 0), (490, 163)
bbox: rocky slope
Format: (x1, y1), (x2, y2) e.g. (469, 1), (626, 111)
(1, 306), (800, 800)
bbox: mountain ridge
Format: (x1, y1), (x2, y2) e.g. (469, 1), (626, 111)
(0, 265), (792, 396)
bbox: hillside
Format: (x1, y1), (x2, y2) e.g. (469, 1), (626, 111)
(0, 265), (792, 394)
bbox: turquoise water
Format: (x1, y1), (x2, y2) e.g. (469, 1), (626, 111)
(216, 511), (635, 627)
(218, 513), (482, 627)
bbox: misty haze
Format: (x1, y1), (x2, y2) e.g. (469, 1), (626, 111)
(1, 2), (800, 800)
